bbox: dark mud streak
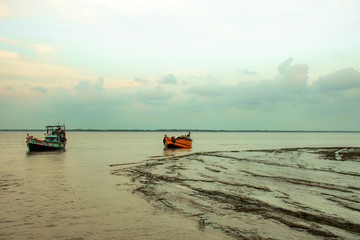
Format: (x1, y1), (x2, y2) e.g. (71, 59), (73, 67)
(184, 186), (360, 234)
(237, 170), (356, 193)
(210, 224), (274, 240)
(204, 167), (221, 173)
(322, 193), (360, 212)
(206, 152), (360, 177)
(262, 213), (338, 238)
(112, 147), (360, 239)
(326, 198), (360, 212)
(339, 151), (360, 162)
(250, 147), (360, 162)
(124, 168), (271, 193)
(109, 162), (143, 167)
(321, 193), (360, 204)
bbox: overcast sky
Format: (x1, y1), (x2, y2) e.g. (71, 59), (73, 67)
(0, 0), (359, 130)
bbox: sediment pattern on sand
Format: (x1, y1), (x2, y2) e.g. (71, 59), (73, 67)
(111, 147), (360, 239)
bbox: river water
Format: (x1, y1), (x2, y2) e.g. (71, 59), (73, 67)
(1, 131), (360, 239)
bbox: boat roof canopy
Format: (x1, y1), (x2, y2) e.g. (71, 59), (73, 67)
(46, 125), (65, 128)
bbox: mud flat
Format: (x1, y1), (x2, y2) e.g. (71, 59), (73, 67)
(111, 147), (360, 239)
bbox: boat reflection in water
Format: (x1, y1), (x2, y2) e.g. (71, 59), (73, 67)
(163, 132), (192, 149)
(163, 147), (192, 157)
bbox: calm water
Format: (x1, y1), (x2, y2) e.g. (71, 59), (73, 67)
(1, 131), (360, 239)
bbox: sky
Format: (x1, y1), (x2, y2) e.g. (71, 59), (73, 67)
(0, 0), (359, 130)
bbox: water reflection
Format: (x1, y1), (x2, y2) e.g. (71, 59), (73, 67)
(163, 148), (192, 156)
(26, 149), (65, 155)
(26, 149), (66, 162)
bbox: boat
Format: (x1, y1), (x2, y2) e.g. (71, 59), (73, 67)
(163, 132), (192, 148)
(26, 124), (67, 151)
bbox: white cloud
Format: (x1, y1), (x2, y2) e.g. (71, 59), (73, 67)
(5, 86), (14, 91)
(31, 86), (48, 93)
(0, 49), (19, 59)
(48, 0), (103, 24)
(242, 69), (256, 75)
(313, 68), (360, 92)
(134, 77), (147, 84)
(185, 59), (360, 114)
(0, 2), (10, 17)
(33, 44), (56, 53)
(276, 58), (308, 92)
(73, 77), (105, 102)
(0, 58), (88, 83)
(159, 74), (177, 84)
(0, 49), (93, 90)
(136, 85), (173, 104)
(1, 61), (360, 130)
(75, 77), (104, 92)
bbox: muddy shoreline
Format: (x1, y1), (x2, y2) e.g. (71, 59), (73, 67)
(111, 147), (360, 239)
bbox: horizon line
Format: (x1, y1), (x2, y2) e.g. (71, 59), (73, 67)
(1, 129), (359, 133)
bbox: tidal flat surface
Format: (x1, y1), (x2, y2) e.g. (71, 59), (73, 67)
(112, 147), (360, 239)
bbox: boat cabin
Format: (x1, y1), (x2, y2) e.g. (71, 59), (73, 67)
(45, 125), (66, 143)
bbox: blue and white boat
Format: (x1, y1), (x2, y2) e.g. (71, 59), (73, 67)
(26, 124), (67, 151)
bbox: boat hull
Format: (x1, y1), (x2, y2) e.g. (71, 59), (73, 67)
(163, 135), (192, 148)
(27, 140), (65, 151)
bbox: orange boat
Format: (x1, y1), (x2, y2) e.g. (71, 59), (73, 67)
(163, 132), (192, 148)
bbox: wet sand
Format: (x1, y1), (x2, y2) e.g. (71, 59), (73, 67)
(111, 147), (360, 239)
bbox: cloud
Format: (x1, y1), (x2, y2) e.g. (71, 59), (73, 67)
(5, 86), (14, 91)
(186, 59), (311, 110)
(159, 74), (177, 84)
(31, 86), (48, 93)
(136, 85), (173, 104)
(75, 77), (104, 92)
(1, 59), (359, 130)
(6, 77), (131, 128)
(186, 82), (228, 97)
(242, 69), (256, 75)
(0, 49), (19, 59)
(0, 3), (10, 17)
(312, 68), (360, 92)
(33, 44), (56, 53)
(134, 77), (147, 84)
(0, 50), (91, 86)
(184, 59), (358, 115)
(73, 77), (105, 102)
(60, 78), (128, 112)
(276, 58), (308, 92)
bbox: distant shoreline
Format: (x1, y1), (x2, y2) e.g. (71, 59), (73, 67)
(1, 129), (359, 133)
